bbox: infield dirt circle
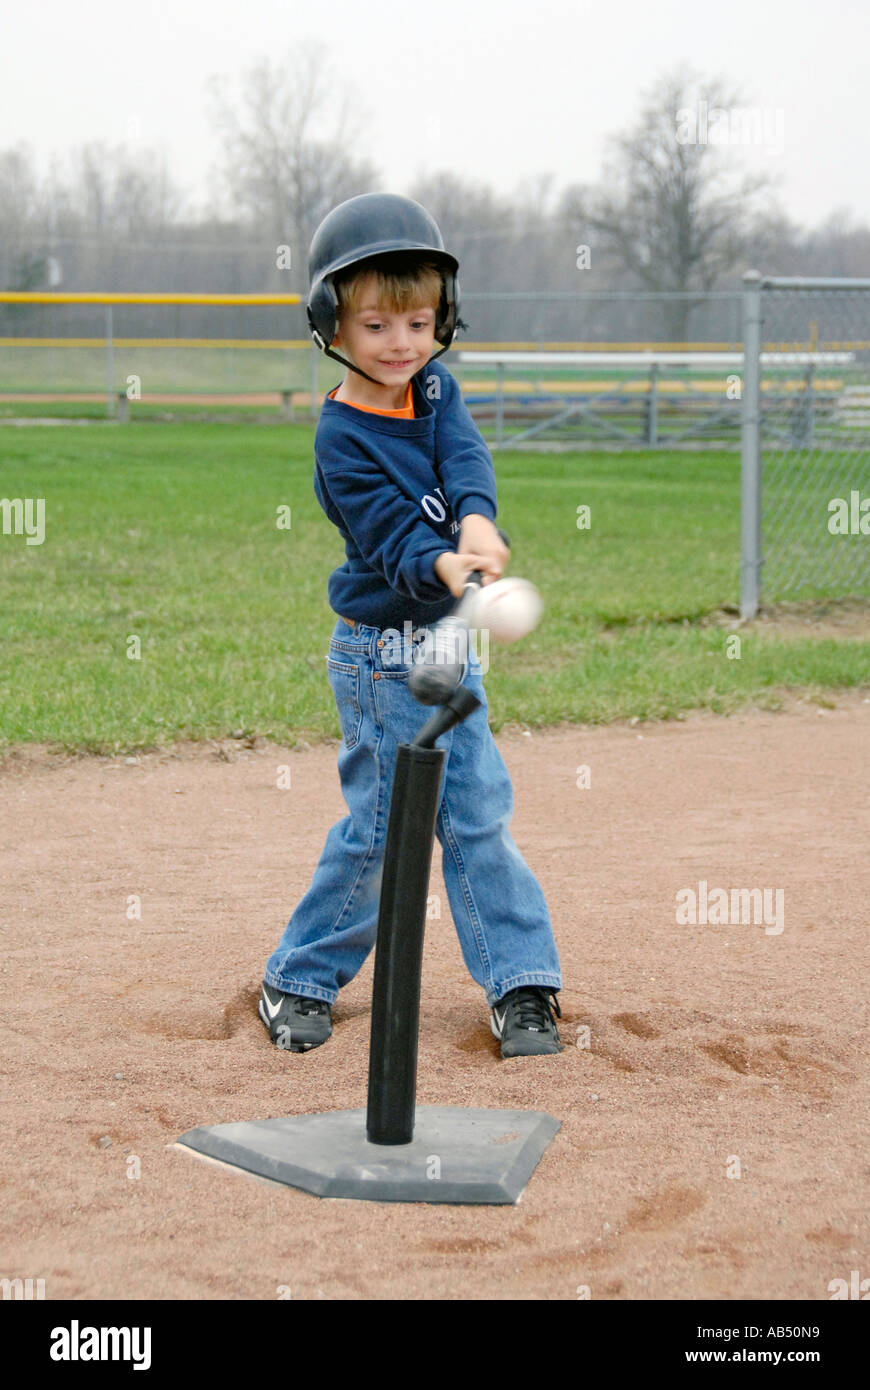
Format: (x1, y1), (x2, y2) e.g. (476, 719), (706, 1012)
(1, 693), (868, 1300)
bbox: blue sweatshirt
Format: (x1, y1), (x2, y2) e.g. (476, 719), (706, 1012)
(313, 358), (498, 631)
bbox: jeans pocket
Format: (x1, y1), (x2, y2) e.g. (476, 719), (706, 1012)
(378, 626), (429, 680)
(327, 658), (363, 749)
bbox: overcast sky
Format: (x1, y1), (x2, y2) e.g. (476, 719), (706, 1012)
(4, 0), (869, 231)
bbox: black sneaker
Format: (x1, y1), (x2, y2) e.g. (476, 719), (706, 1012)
(490, 986), (564, 1058)
(259, 983), (333, 1052)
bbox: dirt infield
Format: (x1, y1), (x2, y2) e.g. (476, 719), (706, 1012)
(2, 693), (869, 1301)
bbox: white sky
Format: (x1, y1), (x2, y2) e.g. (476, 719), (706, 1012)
(4, 0), (869, 231)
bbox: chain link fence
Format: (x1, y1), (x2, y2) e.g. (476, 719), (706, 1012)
(0, 289), (744, 421)
(740, 275), (870, 617)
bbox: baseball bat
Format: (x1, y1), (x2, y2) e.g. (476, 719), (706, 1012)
(409, 527), (510, 706)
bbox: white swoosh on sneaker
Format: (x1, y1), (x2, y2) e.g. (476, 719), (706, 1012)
(262, 990), (283, 1020)
(492, 1007), (506, 1034)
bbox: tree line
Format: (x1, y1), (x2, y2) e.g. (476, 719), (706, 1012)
(1, 45), (867, 342)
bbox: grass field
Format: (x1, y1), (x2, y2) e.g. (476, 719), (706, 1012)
(1, 422), (868, 753)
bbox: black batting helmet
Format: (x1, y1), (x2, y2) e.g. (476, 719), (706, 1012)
(306, 193), (462, 383)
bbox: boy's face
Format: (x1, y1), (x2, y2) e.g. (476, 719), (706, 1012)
(333, 271), (438, 388)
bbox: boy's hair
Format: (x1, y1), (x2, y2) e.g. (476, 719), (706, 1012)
(333, 255), (443, 322)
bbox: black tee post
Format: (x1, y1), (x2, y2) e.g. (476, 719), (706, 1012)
(365, 686), (481, 1144)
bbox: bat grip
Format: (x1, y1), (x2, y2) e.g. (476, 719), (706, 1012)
(464, 526), (510, 594)
(409, 530), (511, 702)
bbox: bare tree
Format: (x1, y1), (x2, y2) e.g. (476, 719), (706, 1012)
(406, 172), (523, 337)
(206, 39), (379, 276)
(40, 143), (181, 244)
(407, 170), (625, 340)
(0, 144), (48, 288)
(559, 66), (778, 340)
(407, 172), (513, 241)
(801, 209), (870, 276)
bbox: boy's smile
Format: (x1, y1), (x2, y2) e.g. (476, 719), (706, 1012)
(332, 271), (439, 409)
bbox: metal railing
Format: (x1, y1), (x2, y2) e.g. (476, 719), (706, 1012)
(455, 349), (853, 450)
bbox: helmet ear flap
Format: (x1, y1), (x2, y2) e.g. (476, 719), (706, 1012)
(307, 278), (338, 350)
(436, 270), (461, 346)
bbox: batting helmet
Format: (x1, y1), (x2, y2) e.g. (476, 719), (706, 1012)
(306, 193), (463, 384)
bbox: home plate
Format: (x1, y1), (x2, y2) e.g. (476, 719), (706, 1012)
(177, 1106), (560, 1204)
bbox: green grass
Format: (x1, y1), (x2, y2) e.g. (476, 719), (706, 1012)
(1, 424), (868, 753)
(0, 345), (310, 395)
(0, 399), (304, 422)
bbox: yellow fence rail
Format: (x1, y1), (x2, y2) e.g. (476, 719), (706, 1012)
(0, 292), (302, 306)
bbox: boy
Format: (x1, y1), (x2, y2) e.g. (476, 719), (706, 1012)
(260, 193), (563, 1058)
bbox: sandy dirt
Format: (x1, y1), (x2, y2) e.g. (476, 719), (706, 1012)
(1, 692), (869, 1301)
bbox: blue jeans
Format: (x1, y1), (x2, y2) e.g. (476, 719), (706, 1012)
(264, 617), (562, 1008)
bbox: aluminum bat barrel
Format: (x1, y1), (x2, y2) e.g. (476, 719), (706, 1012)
(408, 527), (510, 706)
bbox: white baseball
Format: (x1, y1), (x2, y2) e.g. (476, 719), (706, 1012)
(470, 577), (543, 642)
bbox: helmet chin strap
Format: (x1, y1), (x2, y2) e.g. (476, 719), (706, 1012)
(323, 343), (382, 385)
(323, 340), (452, 387)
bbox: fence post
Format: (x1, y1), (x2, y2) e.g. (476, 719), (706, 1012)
(799, 362), (815, 447)
(495, 361), (504, 447)
(740, 271), (763, 619)
(646, 363), (659, 445)
(105, 306), (115, 419)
